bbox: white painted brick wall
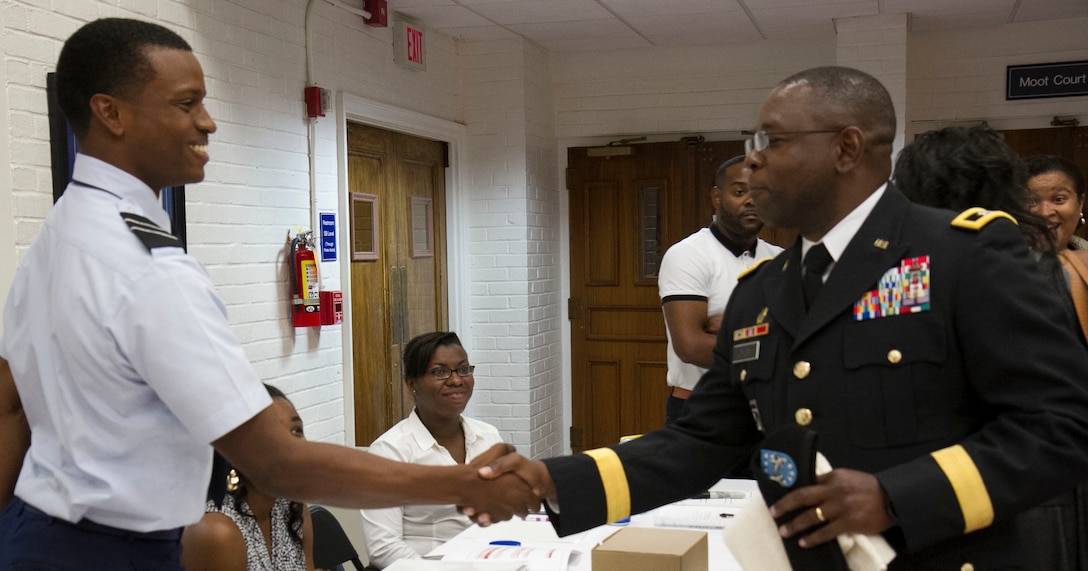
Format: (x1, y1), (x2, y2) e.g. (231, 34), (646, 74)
(458, 38), (563, 457)
(552, 40), (837, 139)
(907, 18), (1088, 136)
(836, 13), (909, 155)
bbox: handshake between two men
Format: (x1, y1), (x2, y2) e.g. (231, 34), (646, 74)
(459, 444), (554, 526)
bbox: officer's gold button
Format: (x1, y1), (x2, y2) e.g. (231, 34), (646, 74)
(960, 564), (974, 571)
(887, 349), (902, 364)
(793, 361), (811, 379)
(740, 369), (747, 382)
(795, 408), (813, 426)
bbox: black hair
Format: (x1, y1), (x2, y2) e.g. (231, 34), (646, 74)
(1025, 155), (1086, 200)
(779, 66), (896, 148)
(56, 18), (191, 138)
(403, 331), (463, 381)
(714, 155), (746, 188)
(226, 383), (305, 545)
(894, 125), (1053, 253)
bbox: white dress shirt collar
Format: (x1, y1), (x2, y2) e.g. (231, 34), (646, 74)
(70, 153), (172, 231)
(802, 182), (888, 264)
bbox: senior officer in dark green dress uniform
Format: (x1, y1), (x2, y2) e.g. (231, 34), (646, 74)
(473, 66), (1088, 570)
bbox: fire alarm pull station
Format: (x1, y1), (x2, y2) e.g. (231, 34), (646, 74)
(320, 291), (343, 325)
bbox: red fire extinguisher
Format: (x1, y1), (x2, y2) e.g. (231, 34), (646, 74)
(289, 230), (322, 327)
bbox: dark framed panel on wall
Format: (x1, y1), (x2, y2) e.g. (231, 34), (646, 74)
(46, 72), (188, 249)
(350, 192), (379, 261)
(410, 196), (434, 258)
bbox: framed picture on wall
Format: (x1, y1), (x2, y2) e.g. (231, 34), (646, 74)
(46, 72), (188, 249)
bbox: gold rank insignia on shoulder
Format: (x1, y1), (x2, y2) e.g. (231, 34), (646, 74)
(951, 207), (1017, 230)
(738, 257), (774, 280)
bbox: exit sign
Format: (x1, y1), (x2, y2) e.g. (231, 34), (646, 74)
(394, 19), (426, 71)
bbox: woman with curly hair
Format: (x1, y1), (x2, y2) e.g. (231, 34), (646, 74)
(895, 126), (1085, 571)
(894, 125), (1054, 251)
(182, 384), (316, 571)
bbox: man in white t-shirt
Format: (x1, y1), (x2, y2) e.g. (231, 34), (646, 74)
(658, 155), (782, 425)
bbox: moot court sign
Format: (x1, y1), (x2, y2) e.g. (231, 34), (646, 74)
(1007, 60), (1088, 100)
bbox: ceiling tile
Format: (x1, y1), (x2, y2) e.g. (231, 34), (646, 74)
(394, 5), (497, 27)
(462, 0), (615, 25)
(599, 0), (746, 16)
(743, 0), (878, 9)
(624, 10), (755, 37)
(505, 18), (639, 41)
(536, 35), (654, 52)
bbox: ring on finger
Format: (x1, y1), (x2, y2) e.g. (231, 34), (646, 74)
(815, 506), (826, 523)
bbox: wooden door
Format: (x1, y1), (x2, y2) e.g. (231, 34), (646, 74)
(1000, 126), (1088, 241)
(568, 140), (793, 452)
(347, 122), (448, 446)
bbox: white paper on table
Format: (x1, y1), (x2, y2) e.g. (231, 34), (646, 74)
(426, 519), (586, 559)
(439, 544), (572, 571)
(444, 519), (573, 543)
(385, 559), (527, 571)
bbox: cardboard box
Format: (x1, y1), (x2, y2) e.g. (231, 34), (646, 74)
(592, 526), (708, 571)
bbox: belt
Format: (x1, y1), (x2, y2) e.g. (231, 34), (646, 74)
(671, 386), (692, 399)
(17, 497), (183, 541)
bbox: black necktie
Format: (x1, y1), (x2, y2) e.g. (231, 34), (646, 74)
(803, 244), (832, 310)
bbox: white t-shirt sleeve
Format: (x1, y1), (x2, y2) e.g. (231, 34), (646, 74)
(659, 239), (711, 300)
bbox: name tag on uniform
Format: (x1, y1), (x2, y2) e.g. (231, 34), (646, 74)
(733, 341), (760, 363)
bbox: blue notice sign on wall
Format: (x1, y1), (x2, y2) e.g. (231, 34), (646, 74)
(319, 212), (337, 262)
(1007, 61), (1088, 100)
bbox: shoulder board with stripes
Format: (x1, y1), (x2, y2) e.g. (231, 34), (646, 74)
(738, 257), (774, 280)
(120, 212), (182, 251)
(950, 207), (1017, 231)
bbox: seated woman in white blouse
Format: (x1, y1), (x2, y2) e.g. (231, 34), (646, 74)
(360, 331), (504, 568)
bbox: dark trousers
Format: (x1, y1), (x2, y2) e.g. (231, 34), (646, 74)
(0, 497), (184, 570)
(665, 394), (687, 427)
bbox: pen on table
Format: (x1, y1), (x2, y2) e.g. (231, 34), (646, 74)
(489, 540), (522, 546)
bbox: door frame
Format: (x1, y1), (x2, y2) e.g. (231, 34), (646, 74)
(337, 93), (470, 446)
